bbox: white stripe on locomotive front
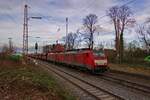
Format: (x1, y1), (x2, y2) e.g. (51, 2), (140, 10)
(94, 60), (107, 65)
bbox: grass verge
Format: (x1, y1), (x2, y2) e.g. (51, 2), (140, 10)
(0, 59), (75, 100)
(109, 63), (150, 77)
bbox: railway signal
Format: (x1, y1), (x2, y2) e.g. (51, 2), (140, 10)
(35, 42), (38, 54)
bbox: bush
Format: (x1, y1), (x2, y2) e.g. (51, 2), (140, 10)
(9, 54), (22, 62)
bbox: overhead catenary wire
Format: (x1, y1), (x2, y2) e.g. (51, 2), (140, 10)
(98, 0), (137, 21)
(26, 0), (137, 35)
(94, 0), (139, 34)
(24, 0), (140, 50)
(0, 11), (17, 23)
(92, 0), (139, 48)
(78, 0), (138, 32)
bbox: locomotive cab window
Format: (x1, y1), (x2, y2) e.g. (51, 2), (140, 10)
(93, 51), (105, 57)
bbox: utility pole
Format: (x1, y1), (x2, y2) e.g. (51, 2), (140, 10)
(23, 4), (28, 55)
(66, 17), (68, 50)
(8, 37), (12, 53)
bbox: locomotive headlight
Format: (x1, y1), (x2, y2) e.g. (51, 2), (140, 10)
(95, 60), (107, 65)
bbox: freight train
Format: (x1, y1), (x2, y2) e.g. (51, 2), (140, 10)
(28, 44), (108, 73)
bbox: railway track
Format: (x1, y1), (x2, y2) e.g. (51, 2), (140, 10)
(29, 58), (150, 99)
(101, 72), (150, 95)
(35, 60), (123, 100)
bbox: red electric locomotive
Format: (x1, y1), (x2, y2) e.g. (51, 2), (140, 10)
(29, 44), (108, 73)
(47, 49), (108, 73)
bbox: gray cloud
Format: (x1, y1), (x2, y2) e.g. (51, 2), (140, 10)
(0, 0), (149, 48)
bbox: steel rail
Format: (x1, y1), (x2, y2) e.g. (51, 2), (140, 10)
(35, 60), (123, 100)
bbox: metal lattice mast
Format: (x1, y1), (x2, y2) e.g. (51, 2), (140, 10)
(66, 17), (68, 50)
(23, 4), (28, 55)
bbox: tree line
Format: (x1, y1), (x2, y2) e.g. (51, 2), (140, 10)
(63, 5), (150, 64)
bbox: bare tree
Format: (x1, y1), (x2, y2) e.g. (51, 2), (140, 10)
(137, 22), (150, 52)
(75, 29), (83, 48)
(107, 5), (135, 63)
(127, 40), (139, 52)
(2, 44), (9, 54)
(97, 42), (104, 50)
(83, 14), (98, 49)
(1, 44), (9, 59)
(63, 32), (78, 50)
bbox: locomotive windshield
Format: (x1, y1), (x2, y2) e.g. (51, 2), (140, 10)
(93, 50), (105, 57)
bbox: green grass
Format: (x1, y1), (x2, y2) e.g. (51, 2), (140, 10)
(109, 62), (150, 77)
(0, 59), (75, 100)
(113, 62), (150, 68)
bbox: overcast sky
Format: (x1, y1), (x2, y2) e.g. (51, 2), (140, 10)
(0, 0), (150, 48)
